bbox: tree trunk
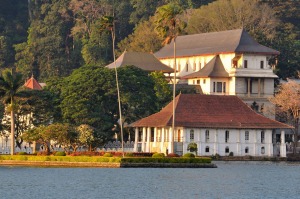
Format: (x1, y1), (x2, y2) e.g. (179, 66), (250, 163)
(11, 109), (15, 155)
(43, 143), (50, 155)
(171, 38), (176, 154)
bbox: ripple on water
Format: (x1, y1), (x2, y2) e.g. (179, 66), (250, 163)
(0, 161), (300, 199)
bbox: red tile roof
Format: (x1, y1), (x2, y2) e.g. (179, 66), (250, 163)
(130, 94), (293, 129)
(24, 76), (43, 90)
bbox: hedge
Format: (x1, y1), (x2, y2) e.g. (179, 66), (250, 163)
(121, 157), (211, 164)
(0, 155), (121, 163)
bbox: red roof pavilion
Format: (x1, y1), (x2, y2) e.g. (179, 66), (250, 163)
(24, 76), (43, 90)
(130, 94), (293, 129)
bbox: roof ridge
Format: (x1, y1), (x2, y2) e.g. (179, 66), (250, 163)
(233, 29), (244, 52)
(166, 93), (181, 126)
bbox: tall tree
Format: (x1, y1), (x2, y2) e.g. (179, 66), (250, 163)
(270, 80), (300, 153)
(117, 16), (164, 54)
(70, 0), (113, 65)
(60, 65), (116, 143)
(16, 0), (75, 80)
(186, 0), (278, 40)
(0, 0), (29, 68)
(154, 2), (185, 153)
(0, 69), (24, 154)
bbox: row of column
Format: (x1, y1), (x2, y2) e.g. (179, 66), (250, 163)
(134, 127), (175, 153)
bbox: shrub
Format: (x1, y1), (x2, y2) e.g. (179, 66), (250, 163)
(187, 143), (198, 153)
(37, 151), (50, 156)
(211, 153), (220, 160)
(18, 152), (27, 155)
(70, 151), (101, 156)
(121, 157), (211, 164)
(131, 152), (154, 157)
(125, 152), (134, 157)
(183, 153), (195, 158)
(167, 153), (180, 157)
(152, 153), (165, 158)
(103, 152), (113, 157)
(54, 151), (66, 156)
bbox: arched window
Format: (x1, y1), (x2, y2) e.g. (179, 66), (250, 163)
(245, 131), (249, 141)
(225, 146), (229, 153)
(177, 129), (182, 142)
(245, 147), (249, 154)
(205, 146), (209, 153)
(261, 147), (265, 154)
(225, 130), (229, 143)
(205, 130), (209, 142)
(261, 131), (265, 143)
(190, 130), (194, 141)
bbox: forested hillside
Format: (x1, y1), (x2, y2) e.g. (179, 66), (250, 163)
(0, 0), (299, 80)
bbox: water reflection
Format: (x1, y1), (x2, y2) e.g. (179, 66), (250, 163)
(0, 161), (300, 199)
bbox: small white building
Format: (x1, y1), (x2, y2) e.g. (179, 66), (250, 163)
(130, 94), (293, 157)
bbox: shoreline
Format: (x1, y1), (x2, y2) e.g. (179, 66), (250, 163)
(0, 160), (217, 168)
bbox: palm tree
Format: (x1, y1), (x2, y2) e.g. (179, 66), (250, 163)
(100, 13), (125, 157)
(155, 3), (185, 154)
(0, 69), (24, 155)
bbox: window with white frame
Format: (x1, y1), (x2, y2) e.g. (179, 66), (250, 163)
(260, 61), (264, 69)
(190, 130), (194, 141)
(245, 131), (249, 141)
(205, 146), (209, 153)
(225, 130), (229, 143)
(225, 146), (229, 153)
(261, 147), (265, 154)
(205, 130), (209, 142)
(245, 147), (249, 154)
(213, 82), (226, 93)
(244, 60), (248, 68)
(261, 131), (265, 143)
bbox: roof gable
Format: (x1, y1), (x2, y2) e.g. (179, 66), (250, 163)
(106, 51), (173, 73)
(182, 55), (229, 79)
(130, 94), (292, 129)
(155, 29), (279, 59)
(24, 76), (43, 90)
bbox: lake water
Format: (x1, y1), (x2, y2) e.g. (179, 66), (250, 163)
(0, 161), (300, 199)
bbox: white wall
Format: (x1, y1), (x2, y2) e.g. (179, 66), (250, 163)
(183, 128), (274, 157)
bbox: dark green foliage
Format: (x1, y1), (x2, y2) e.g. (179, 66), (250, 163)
(152, 153), (165, 158)
(121, 157), (211, 163)
(187, 142), (198, 152)
(183, 153), (195, 158)
(0, 0), (29, 68)
(60, 65), (116, 142)
(211, 153), (220, 160)
(54, 151), (66, 156)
